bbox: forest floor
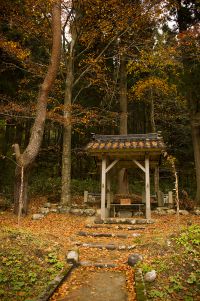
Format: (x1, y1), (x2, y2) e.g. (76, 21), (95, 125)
(0, 196), (200, 301)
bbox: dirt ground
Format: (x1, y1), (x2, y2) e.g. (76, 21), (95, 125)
(0, 197), (200, 301)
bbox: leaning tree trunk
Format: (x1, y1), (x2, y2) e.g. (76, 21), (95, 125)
(191, 113), (200, 206)
(118, 53), (129, 195)
(12, 0), (61, 215)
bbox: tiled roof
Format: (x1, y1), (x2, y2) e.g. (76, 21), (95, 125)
(85, 133), (165, 152)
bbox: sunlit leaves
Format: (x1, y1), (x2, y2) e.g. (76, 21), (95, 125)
(132, 77), (177, 101)
(0, 40), (30, 62)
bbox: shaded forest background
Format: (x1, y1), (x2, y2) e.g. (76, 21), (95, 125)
(0, 0), (199, 209)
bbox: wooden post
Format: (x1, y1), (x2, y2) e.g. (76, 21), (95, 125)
(154, 165), (162, 206)
(145, 154), (151, 219)
(107, 173), (111, 210)
(101, 157), (107, 219)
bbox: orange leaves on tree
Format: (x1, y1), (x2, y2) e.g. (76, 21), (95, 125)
(0, 38), (30, 62)
(132, 77), (177, 101)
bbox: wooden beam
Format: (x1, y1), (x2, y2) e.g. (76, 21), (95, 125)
(133, 159), (145, 173)
(145, 155), (151, 219)
(101, 157), (107, 219)
(105, 159), (119, 174)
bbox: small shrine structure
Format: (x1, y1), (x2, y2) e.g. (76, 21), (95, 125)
(85, 133), (165, 220)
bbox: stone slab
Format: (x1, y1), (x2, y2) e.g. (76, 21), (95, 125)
(95, 218), (154, 225)
(61, 271), (127, 301)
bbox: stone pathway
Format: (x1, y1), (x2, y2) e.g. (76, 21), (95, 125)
(59, 271), (127, 301)
(51, 218), (151, 301)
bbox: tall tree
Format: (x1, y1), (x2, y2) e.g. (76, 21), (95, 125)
(61, 0), (79, 206)
(12, 0), (61, 215)
(175, 0), (200, 204)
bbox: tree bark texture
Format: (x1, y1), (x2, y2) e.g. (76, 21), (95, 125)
(191, 113), (200, 205)
(13, 1), (61, 215)
(61, 14), (77, 206)
(176, 0), (200, 205)
(118, 53), (129, 195)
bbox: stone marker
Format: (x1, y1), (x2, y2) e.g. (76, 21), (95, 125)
(168, 191), (173, 208)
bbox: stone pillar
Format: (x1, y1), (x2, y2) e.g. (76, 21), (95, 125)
(158, 190), (164, 207)
(84, 191), (88, 203)
(168, 191), (173, 208)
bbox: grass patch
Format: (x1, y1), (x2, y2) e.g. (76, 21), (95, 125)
(0, 227), (66, 301)
(145, 224), (200, 300)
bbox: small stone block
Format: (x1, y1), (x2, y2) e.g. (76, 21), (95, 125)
(43, 202), (51, 208)
(32, 213), (44, 220)
(67, 250), (79, 265)
(39, 207), (50, 215)
(127, 244), (136, 250)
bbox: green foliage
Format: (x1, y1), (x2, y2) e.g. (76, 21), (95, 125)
(29, 174), (100, 198)
(0, 227), (66, 301)
(152, 259), (168, 272)
(29, 175), (61, 197)
(149, 289), (165, 298)
(175, 225), (200, 253)
(184, 296), (193, 301)
(139, 263), (153, 273)
(71, 178), (100, 195)
(168, 274), (183, 292)
(187, 272), (197, 284)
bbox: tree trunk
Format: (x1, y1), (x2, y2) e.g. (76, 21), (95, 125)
(14, 165), (30, 215)
(118, 53), (129, 195)
(12, 1), (61, 215)
(61, 9), (78, 206)
(150, 87), (156, 132)
(61, 109), (72, 206)
(191, 113), (200, 205)
(176, 0), (200, 205)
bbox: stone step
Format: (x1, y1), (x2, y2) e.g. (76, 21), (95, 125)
(73, 242), (136, 251)
(85, 224), (146, 230)
(79, 261), (117, 268)
(94, 218), (154, 225)
(77, 231), (140, 238)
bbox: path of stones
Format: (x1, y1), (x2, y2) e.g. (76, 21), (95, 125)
(50, 218), (150, 301)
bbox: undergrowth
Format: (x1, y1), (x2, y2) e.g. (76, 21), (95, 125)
(145, 224), (200, 301)
(0, 227), (66, 301)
